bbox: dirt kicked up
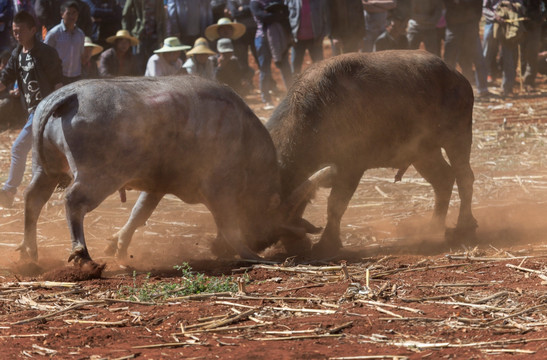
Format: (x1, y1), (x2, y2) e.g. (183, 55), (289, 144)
(0, 72), (546, 358)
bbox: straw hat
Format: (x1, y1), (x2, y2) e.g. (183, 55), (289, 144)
(84, 37), (103, 56)
(154, 37), (191, 53)
(186, 37), (216, 56)
(205, 17), (246, 41)
(106, 30), (139, 46)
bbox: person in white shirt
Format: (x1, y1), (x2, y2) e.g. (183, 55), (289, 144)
(44, 1), (85, 84)
(145, 36), (190, 76)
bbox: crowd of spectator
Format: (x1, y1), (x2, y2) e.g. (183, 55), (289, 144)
(0, 0), (546, 206)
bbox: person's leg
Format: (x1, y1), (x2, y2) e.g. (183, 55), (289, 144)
(275, 51), (293, 90)
(4, 113), (34, 193)
(309, 38), (324, 63)
(248, 28), (259, 65)
(469, 24), (489, 94)
(483, 22), (499, 79)
(0, 113), (34, 207)
(443, 25), (460, 69)
(234, 38), (250, 69)
(291, 40), (307, 74)
(255, 35), (273, 104)
(500, 40), (517, 95)
(522, 25), (541, 87)
(456, 24), (476, 84)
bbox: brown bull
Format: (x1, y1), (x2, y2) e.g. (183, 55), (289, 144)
(267, 50), (478, 255)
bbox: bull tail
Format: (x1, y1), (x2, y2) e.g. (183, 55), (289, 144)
(34, 92), (78, 176)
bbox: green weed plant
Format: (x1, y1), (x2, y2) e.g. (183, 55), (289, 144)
(118, 263), (240, 302)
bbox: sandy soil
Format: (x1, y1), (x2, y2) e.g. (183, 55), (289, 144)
(0, 48), (546, 359)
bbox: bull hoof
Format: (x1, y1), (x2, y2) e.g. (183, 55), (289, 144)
(68, 246), (92, 265)
(16, 243), (38, 262)
(445, 226), (478, 245)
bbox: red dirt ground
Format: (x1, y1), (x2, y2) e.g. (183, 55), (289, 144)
(0, 45), (546, 359)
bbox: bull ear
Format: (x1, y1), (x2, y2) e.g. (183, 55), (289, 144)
(285, 165), (337, 218)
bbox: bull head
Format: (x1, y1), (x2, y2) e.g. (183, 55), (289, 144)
(240, 165), (336, 258)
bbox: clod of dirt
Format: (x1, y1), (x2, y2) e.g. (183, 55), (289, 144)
(41, 261), (106, 282)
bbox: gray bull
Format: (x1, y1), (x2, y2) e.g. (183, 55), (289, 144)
(20, 76), (330, 264)
(267, 50), (478, 255)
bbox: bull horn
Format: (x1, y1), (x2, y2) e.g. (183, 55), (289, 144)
(286, 165), (337, 218)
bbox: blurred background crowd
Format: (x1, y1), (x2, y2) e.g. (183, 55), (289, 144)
(0, 0), (546, 108)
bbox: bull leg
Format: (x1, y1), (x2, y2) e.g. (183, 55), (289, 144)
(65, 179), (119, 264)
(412, 149), (455, 230)
(313, 169), (363, 257)
(106, 191), (164, 259)
(19, 171), (59, 261)
(444, 141), (478, 240)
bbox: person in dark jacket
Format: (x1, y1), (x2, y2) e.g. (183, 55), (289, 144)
(0, 11), (63, 207)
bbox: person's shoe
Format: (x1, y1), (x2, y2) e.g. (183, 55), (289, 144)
(0, 189), (15, 208)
